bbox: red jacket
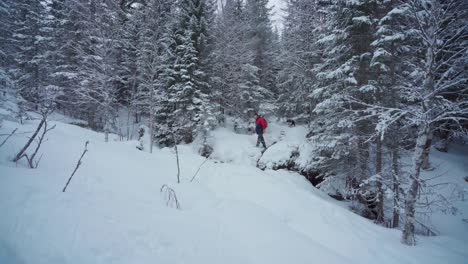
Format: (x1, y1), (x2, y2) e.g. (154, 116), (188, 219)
(255, 117), (267, 134)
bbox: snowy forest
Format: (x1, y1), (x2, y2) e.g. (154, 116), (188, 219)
(1, 0), (468, 262)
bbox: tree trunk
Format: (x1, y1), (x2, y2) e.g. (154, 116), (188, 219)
(149, 112), (154, 154)
(126, 107), (132, 141)
(104, 121), (109, 143)
(435, 125), (450, 152)
(375, 137), (384, 223)
(392, 147), (400, 228)
(421, 131), (433, 170)
(402, 124), (430, 245)
(27, 119), (49, 168)
(358, 138), (369, 182)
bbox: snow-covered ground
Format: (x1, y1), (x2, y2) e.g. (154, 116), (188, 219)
(0, 117), (467, 264)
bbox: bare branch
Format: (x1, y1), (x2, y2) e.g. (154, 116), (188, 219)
(190, 156), (210, 182)
(63, 141), (89, 192)
(0, 128), (17, 148)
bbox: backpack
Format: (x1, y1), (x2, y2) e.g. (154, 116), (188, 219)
(260, 117), (267, 130)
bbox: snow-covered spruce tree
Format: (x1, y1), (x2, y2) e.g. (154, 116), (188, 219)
(348, 0), (407, 224)
(211, 0), (276, 124)
(7, 0), (64, 114)
(369, 0), (419, 228)
(9, 0), (43, 109)
(134, 0), (174, 152)
(47, 0), (88, 119)
(277, 0), (328, 124)
(212, 0), (254, 121)
(156, 0), (216, 147)
(106, 3), (141, 140)
(113, 1), (155, 117)
(74, 0), (122, 142)
(0, 1), (11, 67)
(244, 0), (278, 96)
(310, 0), (389, 221)
(113, 3), (140, 113)
(0, 0), (15, 105)
(46, 0), (80, 113)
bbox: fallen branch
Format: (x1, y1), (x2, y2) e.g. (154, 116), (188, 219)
(63, 141), (89, 192)
(0, 128), (17, 148)
(160, 184), (180, 209)
(190, 155), (210, 182)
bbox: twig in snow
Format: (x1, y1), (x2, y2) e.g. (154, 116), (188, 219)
(0, 128), (17, 148)
(190, 155), (210, 182)
(160, 184), (180, 209)
(63, 141), (89, 192)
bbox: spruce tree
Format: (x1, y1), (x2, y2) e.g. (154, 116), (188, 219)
(277, 0), (327, 123)
(245, 0), (277, 94)
(156, 0), (216, 146)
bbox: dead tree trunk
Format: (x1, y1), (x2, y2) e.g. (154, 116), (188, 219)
(421, 132), (433, 170)
(13, 118), (45, 163)
(375, 138), (384, 224)
(392, 147), (400, 228)
(149, 88), (156, 153)
(126, 108), (132, 141)
(149, 112), (154, 154)
(174, 136), (180, 184)
(26, 119), (55, 168)
(104, 121), (109, 143)
(402, 124), (430, 245)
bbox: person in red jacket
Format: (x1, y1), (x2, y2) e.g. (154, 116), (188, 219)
(254, 113), (267, 148)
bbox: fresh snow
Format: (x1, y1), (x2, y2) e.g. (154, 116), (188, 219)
(0, 117), (467, 264)
(352, 16), (372, 25)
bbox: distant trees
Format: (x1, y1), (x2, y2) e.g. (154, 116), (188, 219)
(212, 0), (277, 122)
(277, 0), (325, 123)
(2, 0), (282, 142)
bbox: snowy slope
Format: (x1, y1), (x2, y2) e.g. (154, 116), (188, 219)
(421, 144), (468, 243)
(1, 118), (467, 264)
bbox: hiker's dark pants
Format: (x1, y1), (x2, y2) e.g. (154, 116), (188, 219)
(256, 134), (266, 148)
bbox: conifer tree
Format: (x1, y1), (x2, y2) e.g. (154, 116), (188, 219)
(156, 0), (216, 146)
